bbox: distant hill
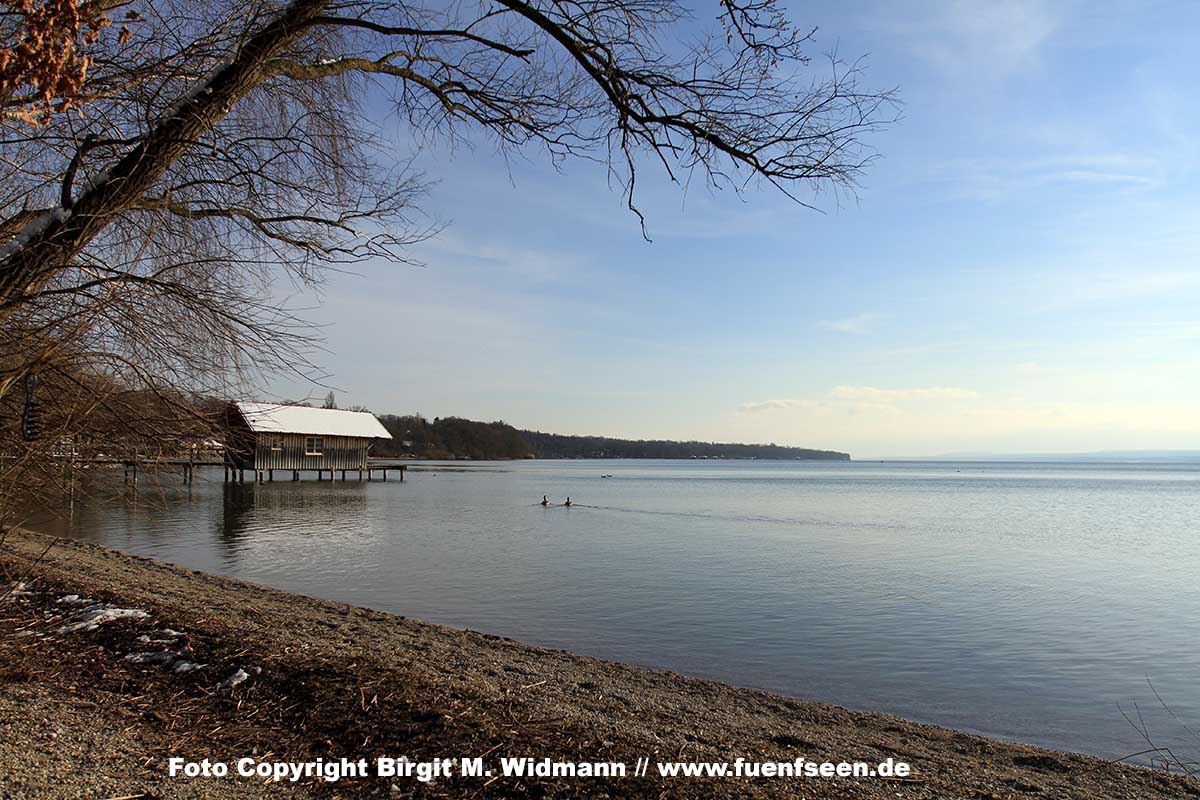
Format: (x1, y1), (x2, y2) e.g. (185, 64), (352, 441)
(370, 414), (848, 461)
(518, 430), (849, 461)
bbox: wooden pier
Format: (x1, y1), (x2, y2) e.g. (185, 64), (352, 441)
(225, 462), (406, 483)
(93, 458), (407, 485)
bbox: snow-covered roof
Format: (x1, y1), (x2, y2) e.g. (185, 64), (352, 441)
(234, 402), (392, 439)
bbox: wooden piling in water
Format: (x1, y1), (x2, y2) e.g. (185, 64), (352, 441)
(72, 456), (407, 486)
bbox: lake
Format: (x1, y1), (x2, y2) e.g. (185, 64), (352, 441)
(24, 459), (1200, 762)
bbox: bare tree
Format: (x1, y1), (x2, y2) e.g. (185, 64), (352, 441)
(0, 0), (897, 515)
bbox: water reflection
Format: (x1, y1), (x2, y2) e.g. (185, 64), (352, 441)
(218, 482), (255, 556)
(214, 480), (372, 568)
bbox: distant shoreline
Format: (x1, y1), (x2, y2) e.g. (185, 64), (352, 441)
(372, 413), (849, 462)
(382, 455), (854, 463)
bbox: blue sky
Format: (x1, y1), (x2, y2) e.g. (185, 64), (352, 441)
(272, 1), (1200, 459)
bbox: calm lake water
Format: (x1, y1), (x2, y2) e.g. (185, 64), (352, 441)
(25, 459), (1200, 761)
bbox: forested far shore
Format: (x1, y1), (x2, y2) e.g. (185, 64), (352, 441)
(371, 414), (849, 461)
(520, 429), (849, 460)
(374, 415), (530, 460)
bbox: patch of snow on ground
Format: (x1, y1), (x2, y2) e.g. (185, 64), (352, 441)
(56, 605), (150, 634)
(125, 648), (205, 672)
(136, 633), (180, 645)
(125, 651), (180, 666)
(218, 668), (250, 689)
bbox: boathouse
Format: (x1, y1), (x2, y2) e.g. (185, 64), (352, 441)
(225, 402), (392, 480)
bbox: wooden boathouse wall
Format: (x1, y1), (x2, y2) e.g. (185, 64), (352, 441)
(251, 432), (371, 470)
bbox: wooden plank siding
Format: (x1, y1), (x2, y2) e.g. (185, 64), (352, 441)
(252, 432), (371, 470)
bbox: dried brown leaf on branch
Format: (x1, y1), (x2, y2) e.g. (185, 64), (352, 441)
(0, 0), (128, 124)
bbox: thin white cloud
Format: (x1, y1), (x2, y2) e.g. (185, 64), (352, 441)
(738, 399), (819, 414)
(922, 153), (1165, 202)
(739, 385), (978, 414)
(830, 385), (980, 402)
(416, 231), (589, 286)
(819, 312), (879, 334)
(876, 0), (1064, 77)
(1052, 169), (1157, 186)
(1032, 268), (1200, 313)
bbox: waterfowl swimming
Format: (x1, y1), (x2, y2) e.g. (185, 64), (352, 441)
(541, 495), (549, 506)
(564, 497), (572, 507)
